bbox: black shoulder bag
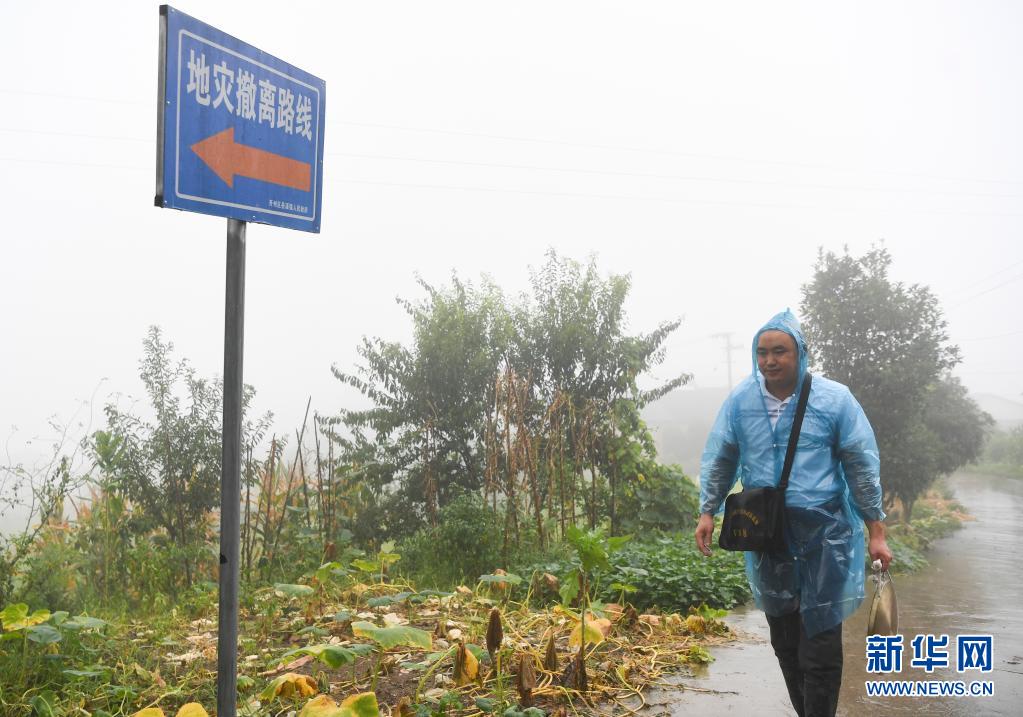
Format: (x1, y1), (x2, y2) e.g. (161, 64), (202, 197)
(718, 373), (812, 554)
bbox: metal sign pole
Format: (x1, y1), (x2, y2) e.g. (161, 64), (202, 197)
(217, 218), (246, 717)
(157, 10), (321, 709)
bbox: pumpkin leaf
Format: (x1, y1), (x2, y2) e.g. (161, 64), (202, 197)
(475, 698), (498, 714)
(260, 672), (319, 700)
(63, 615), (108, 631)
(30, 690), (60, 717)
(568, 619), (607, 648)
(351, 621), (431, 650)
(1, 604), (50, 632)
(27, 624), (62, 645)
(378, 552), (401, 568)
(299, 692), (380, 717)
(315, 561), (349, 585)
(478, 573), (522, 586)
(296, 626), (329, 638)
(558, 569), (580, 606)
(280, 643), (371, 669)
(367, 592), (413, 607)
(274, 583), (315, 599)
(338, 692), (381, 717)
(453, 642), (479, 686)
(174, 705), (209, 717)
(696, 603), (728, 620)
(685, 644), (714, 664)
(298, 696), (340, 717)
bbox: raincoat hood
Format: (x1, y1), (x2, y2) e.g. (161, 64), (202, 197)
(751, 309), (809, 384)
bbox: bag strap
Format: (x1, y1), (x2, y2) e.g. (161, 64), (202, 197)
(778, 373), (812, 492)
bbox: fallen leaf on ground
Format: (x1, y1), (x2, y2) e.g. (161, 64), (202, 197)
(164, 650), (203, 664)
(454, 641), (479, 685)
(260, 672), (319, 700)
(299, 692), (381, 717)
(259, 654), (314, 676)
(569, 619), (608, 647)
(685, 614), (707, 634)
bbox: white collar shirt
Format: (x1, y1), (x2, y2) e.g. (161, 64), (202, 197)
(759, 375), (795, 430)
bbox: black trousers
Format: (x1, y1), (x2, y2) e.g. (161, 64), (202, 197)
(766, 610), (843, 717)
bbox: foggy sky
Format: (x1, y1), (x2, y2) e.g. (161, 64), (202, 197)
(2, 1), (1022, 484)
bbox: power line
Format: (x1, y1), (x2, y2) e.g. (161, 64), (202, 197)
(956, 370), (1023, 375)
(331, 177), (1023, 219)
(958, 329), (1023, 342)
(4, 152), (1017, 219)
(2, 87), (1021, 187)
(948, 273), (1023, 311)
(332, 119), (1023, 187)
(0, 127), (151, 143)
(0, 87), (146, 106)
(328, 150), (1023, 201)
(0, 156), (148, 172)
(945, 258), (1023, 298)
(4, 125), (1020, 201)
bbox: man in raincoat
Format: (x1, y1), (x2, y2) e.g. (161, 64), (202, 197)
(694, 309), (892, 717)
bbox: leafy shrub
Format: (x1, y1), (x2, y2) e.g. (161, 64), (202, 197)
(617, 464), (699, 534)
(15, 526), (83, 612)
(883, 532), (928, 573)
(98, 327), (270, 594)
(526, 535), (750, 612)
(881, 502), (963, 574)
(982, 426), (1023, 465)
(399, 494), (503, 588)
(602, 537), (750, 611)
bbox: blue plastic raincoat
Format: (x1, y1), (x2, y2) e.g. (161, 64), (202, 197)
(699, 310), (885, 636)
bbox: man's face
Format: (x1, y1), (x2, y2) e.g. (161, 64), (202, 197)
(756, 330), (798, 393)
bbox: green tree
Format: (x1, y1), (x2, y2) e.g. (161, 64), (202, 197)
(331, 253), (690, 543)
(332, 276), (510, 532)
(100, 327), (270, 592)
(983, 425), (1023, 469)
(513, 252), (690, 534)
(920, 377), (991, 478)
(800, 246), (988, 519)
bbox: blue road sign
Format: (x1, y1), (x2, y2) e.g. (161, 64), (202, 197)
(156, 5), (325, 232)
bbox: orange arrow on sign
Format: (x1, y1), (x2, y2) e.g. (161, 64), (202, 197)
(191, 127), (311, 192)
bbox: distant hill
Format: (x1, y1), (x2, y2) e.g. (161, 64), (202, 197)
(643, 389), (1023, 478)
(973, 393), (1023, 430)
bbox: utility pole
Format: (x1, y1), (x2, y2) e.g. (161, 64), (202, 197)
(711, 332), (744, 389)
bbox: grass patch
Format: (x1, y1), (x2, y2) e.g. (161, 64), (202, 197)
(884, 489), (970, 575)
(1, 571), (740, 716)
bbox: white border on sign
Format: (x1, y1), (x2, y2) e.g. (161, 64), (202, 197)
(174, 29), (321, 223)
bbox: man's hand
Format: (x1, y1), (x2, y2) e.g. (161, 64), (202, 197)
(695, 513), (715, 557)
(866, 519), (893, 571)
